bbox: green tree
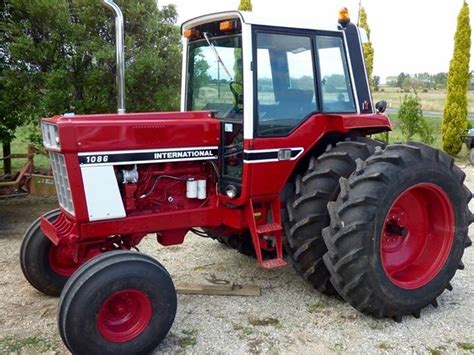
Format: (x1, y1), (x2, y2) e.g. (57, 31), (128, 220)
(399, 95), (433, 144)
(434, 72), (448, 88)
(0, 0), (42, 174)
(0, 0), (181, 171)
(397, 72), (408, 88)
(373, 75), (380, 91)
(238, 0), (252, 11)
(442, 1), (471, 155)
(358, 7), (374, 91)
(402, 76), (423, 93)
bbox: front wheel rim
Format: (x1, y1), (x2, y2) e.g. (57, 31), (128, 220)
(380, 183), (455, 289)
(97, 289), (152, 343)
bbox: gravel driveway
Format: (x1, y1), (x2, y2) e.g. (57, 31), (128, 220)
(0, 167), (473, 354)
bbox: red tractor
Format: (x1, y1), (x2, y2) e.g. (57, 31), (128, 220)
(20, 3), (472, 354)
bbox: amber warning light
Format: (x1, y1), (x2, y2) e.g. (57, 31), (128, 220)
(184, 28), (199, 39)
(338, 7), (351, 26)
(219, 20), (235, 32)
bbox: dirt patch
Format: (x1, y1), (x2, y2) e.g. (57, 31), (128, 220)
(0, 165), (473, 354)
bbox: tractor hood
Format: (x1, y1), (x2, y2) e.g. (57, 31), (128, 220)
(41, 111), (220, 153)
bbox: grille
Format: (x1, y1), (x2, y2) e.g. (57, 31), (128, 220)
(50, 152), (75, 215)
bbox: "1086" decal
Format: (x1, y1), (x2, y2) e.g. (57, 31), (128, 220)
(83, 155), (109, 164)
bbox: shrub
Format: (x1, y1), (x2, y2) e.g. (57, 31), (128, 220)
(398, 95), (434, 144)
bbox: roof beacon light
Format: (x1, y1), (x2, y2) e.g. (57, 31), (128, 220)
(338, 7), (351, 27)
(184, 28), (199, 39)
(219, 20), (235, 32)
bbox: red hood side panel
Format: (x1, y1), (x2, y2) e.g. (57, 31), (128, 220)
(43, 111), (220, 152)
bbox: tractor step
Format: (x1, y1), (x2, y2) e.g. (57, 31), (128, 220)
(246, 196), (287, 270)
(261, 258), (288, 269)
(256, 223), (282, 235)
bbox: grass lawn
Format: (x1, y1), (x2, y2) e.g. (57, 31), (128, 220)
(0, 125), (50, 175)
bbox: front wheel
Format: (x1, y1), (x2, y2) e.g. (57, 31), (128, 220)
(58, 251), (177, 355)
(20, 209), (80, 296)
(323, 143), (472, 320)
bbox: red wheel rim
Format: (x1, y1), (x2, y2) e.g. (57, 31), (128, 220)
(48, 245), (78, 276)
(380, 183), (455, 289)
(97, 289), (152, 343)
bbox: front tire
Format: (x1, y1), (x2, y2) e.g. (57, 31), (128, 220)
(58, 251), (177, 355)
(323, 143), (473, 320)
(20, 209), (77, 296)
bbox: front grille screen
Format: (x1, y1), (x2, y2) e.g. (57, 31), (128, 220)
(49, 152), (75, 215)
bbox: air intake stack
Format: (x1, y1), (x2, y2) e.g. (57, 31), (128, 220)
(102, 0), (126, 114)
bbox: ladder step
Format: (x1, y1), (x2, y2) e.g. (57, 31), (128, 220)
(256, 223), (282, 235)
(261, 258), (288, 269)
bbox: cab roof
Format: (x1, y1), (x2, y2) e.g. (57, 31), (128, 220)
(181, 10), (340, 34)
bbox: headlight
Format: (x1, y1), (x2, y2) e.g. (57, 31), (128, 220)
(41, 123), (60, 149)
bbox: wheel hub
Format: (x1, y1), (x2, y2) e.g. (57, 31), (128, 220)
(97, 289), (152, 343)
(380, 183), (455, 289)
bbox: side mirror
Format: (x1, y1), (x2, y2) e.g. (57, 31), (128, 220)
(375, 100), (387, 114)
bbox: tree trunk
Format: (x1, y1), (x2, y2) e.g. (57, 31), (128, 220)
(2, 142), (11, 176)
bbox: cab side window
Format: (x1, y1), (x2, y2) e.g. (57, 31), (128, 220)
(316, 35), (356, 113)
(256, 32), (317, 137)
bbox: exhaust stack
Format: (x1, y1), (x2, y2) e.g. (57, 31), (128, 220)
(102, 0), (126, 114)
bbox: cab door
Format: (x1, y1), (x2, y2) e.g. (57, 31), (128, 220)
(248, 28), (357, 197)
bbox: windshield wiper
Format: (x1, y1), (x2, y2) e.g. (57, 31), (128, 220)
(203, 32), (233, 81)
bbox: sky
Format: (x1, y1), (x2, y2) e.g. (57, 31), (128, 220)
(159, 0), (473, 82)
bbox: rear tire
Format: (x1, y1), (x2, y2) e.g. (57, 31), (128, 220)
(323, 142), (472, 320)
(58, 251), (177, 355)
(20, 209), (74, 296)
(285, 138), (384, 295)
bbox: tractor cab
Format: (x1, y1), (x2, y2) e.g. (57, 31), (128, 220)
(181, 10), (380, 201)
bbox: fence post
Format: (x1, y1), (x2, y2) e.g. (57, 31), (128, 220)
(2, 143), (11, 175)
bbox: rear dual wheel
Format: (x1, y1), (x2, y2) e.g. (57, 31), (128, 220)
(323, 143), (472, 320)
(285, 138), (385, 295)
(58, 251), (177, 355)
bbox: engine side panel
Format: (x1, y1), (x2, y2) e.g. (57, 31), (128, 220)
(81, 165), (126, 221)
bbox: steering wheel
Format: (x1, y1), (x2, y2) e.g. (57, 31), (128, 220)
(229, 81), (243, 112)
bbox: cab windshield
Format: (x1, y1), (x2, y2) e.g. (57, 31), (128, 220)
(186, 35), (243, 119)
